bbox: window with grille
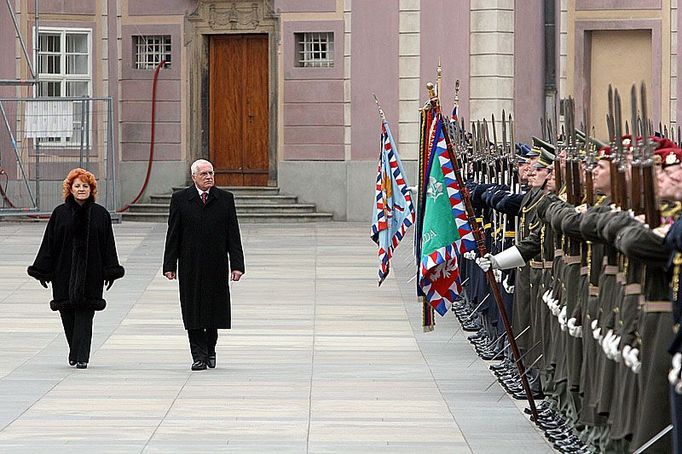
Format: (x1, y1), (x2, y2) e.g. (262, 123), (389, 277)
(133, 35), (171, 69)
(295, 32), (334, 68)
(35, 28), (91, 146)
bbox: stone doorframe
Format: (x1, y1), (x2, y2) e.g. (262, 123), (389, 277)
(185, 0), (280, 186)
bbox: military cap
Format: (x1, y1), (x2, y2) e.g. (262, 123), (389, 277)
(654, 147), (682, 168)
(596, 146), (611, 161)
(530, 136), (555, 158)
(516, 143), (531, 156)
(652, 136), (677, 150)
(533, 147), (556, 169)
(514, 143), (531, 163)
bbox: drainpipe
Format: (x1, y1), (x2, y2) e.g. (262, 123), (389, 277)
(544, 0), (557, 127)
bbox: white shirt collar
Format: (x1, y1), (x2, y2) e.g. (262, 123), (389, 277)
(195, 186), (209, 196)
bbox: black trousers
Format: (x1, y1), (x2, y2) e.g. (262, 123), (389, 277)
(187, 328), (218, 362)
(59, 309), (95, 363)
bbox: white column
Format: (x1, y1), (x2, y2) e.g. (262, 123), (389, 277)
(344, 0), (352, 160)
(469, 0), (514, 132)
(398, 0), (420, 160)
(559, 0), (568, 101)
(671, 0), (678, 126)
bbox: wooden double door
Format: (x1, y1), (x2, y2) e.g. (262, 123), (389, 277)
(209, 34), (269, 186)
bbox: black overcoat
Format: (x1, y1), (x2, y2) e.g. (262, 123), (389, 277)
(162, 186), (245, 330)
(27, 196), (125, 311)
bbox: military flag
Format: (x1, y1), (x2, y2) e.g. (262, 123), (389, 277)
(371, 119), (415, 285)
(419, 118), (475, 315)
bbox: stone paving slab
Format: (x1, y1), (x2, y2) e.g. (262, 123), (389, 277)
(0, 221), (553, 453)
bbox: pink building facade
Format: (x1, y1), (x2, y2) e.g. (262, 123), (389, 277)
(0, 0), (678, 220)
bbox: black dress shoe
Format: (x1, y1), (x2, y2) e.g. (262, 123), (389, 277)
(537, 420), (569, 431)
(513, 390), (545, 400)
(191, 360), (207, 371)
(69, 360), (77, 367)
(76, 362), (87, 369)
(207, 354), (216, 369)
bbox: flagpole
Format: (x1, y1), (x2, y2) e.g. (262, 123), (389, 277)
(425, 82), (540, 422)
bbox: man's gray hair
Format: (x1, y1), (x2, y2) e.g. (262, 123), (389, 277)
(191, 159), (213, 175)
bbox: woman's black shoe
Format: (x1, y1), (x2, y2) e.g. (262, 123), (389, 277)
(76, 362), (88, 369)
(207, 355), (216, 369)
(69, 360), (76, 367)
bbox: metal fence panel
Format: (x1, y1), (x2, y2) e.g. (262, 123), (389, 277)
(0, 97), (117, 216)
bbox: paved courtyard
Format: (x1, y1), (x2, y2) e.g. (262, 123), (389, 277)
(0, 221), (552, 453)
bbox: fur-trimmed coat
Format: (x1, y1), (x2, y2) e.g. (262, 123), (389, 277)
(163, 186), (245, 330)
(28, 196), (125, 311)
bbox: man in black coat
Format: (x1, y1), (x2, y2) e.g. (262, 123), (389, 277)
(163, 159), (245, 371)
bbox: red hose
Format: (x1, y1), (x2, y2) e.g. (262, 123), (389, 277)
(0, 170), (16, 208)
(118, 59), (166, 212)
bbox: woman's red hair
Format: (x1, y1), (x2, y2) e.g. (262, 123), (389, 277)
(63, 168), (97, 201)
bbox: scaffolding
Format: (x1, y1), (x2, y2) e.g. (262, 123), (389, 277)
(0, 0), (118, 217)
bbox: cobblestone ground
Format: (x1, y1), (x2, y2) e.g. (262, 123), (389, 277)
(0, 221), (552, 453)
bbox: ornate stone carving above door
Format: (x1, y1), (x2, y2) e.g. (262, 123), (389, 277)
(184, 0), (279, 185)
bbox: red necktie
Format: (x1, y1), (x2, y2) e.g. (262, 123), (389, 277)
(201, 192), (207, 205)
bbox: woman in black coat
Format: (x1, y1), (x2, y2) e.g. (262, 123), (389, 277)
(28, 168), (124, 369)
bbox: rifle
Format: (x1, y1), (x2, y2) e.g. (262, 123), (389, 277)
(630, 85), (643, 215)
(583, 106), (595, 206)
(639, 83), (660, 228)
(425, 81), (540, 422)
(607, 85), (621, 208)
(568, 97), (582, 204)
(550, 116), (562, 192)
(613, 88), (629, 210)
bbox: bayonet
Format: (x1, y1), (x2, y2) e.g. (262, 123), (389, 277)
(630, 84), (643, 215)
(640, 82), (660, 228)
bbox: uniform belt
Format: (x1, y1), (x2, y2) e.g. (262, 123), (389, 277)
(530, 260), (543, 269)
(589, 285), (599, 297)
(641, 301), (672, 313)
(564, 255), (581, 265)
(484, 223), (492, 229)
(505, 231), (516, 238)
(544, 260), (554, 269)
(603, 265), (618, 275)
(554, 250), (564, 257)
(624, 283), (641, 296)
(580, 266), (589, 275)
(603, 256), (617, 267)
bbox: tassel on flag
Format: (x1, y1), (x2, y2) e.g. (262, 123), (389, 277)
(370, 118), (415, 286)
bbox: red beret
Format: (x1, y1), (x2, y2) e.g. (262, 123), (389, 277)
(654, 147), (682, 168)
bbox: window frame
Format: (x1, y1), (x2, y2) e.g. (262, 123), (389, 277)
(132, 34), (172, 70)
(295, 32), (335, 68)
(33, 26), (93, 147)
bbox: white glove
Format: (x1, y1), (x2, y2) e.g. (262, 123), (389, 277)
(463, 251), (475, 260)
(475, 253), (497, 272)
(551, 300), (561, 317)
(567, 317), (582, 338)
(593, 325), (602, 342)
(610, 336), (622, 362)
(628, 348), (641, 374)
(559, 306), (568, 331)
(503, 275), (515, 294)
(670, 353), (682, 386)
(602, 330), (614, 355)
(622, 345), (632, 367)
(542, 290), (551, 304)
(493, 269), (502, 283)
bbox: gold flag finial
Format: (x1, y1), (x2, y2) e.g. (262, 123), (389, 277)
(426, 82), (437, 101)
